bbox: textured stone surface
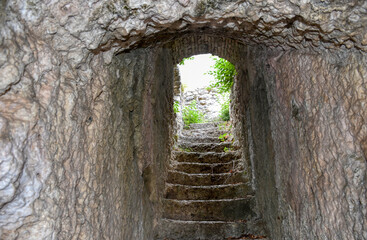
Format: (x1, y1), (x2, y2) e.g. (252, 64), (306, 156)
(155, 218), (266, 240)
(166, 170), (247, 186)
(0, 45), (175, 239)
(0, 0), (366, 239)
(182, 88), (221, 121)
(162, 198), (255, 221)
(238, 47), (367, 239)
(158, 122), (262, 239)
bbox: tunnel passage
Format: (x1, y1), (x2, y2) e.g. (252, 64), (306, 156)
(1, 1), (367, 240)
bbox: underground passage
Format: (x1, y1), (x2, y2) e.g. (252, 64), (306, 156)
(0, 1), (366, 239)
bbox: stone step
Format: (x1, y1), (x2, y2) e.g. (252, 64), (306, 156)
(164, 183), (252, 200)
(171, 160), (243, 174)
(154, 219), (259, 240)
(162, 197), (256, 221)
(179, 135), (222, 143)
(178, 141), (233, 152)
(182, 131), (227, 138)
(182, 128), (227, 138)
(187, 122), (223, 129)
(173, 151), (241, 163)
(166, 170), (248, 186)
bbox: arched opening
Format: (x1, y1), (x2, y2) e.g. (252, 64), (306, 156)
(158, 53), (260, 239)
(105, 35), (278, 239)
(1, 1), (366, 240)
(106, 33), (366, 239)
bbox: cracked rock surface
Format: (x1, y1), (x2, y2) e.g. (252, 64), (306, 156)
(0, 0), (366, 239)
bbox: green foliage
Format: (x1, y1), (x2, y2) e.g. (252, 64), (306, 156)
(182, 100), (205, 126)
(181, 83), (188, 92)
(173, 101), (180, 114)
(218, 123), (233, 143)
(180, 147), (192, 152)
(207, 57), (237, 94)
(216, 92), (230, 121)
(218, 121), (232, 131)
(219, 133), (229, 142)
(178, 56), (195, 65)
(205, 86), (213, 92)
(223, 147), (229, 152)
(219, 98), (230, 121)
(219, 132), (234, 143)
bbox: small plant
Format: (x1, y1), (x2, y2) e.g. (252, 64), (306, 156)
(178, 56), (195, 65)
(178, 147), (192, 152)
(219, 133), (229, 142)
(182, 100), (205, 126)
(219, 98), (230, 121)
(223, 146), (234, 152)
(205, 86), (213, 92)
(181, 83), (188, 93)
(173, 101), (180, 114)
(218, 121), (232, 131)
(219, 132), (234, 143)
(218, 122), (227, 131)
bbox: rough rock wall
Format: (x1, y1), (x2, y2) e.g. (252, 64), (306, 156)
(173, 66), (184, 138)
(1, 0), (367, 239)
(97, 48), (174, 239)
(240, 46), (367, 239)
(231, 61), (254, 186)
(0, 41), (174, 239)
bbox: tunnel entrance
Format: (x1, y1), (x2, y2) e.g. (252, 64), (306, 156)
(2, 1), (367, 238)
(154, 53), (268, 239)
(108, 33), (366, 240)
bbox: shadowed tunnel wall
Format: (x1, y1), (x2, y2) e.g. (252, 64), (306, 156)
(0, 1), (366, 239)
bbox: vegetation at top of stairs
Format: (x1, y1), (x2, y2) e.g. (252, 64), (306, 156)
(182, 100), (205, 127)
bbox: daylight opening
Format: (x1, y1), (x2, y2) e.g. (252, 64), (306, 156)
(156, 53), (264, 239)
(174, 54), (236, 126)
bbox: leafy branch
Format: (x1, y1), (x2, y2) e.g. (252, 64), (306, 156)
(206, 57), (237, 94)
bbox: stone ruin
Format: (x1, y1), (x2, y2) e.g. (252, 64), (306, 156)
(183, 87), (222, 122)
(0, 0), (366, 239)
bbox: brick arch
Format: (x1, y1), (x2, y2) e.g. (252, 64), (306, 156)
(169, 34), (246, 65)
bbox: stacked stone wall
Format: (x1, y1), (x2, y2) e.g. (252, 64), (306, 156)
(182, 87), (222, 122)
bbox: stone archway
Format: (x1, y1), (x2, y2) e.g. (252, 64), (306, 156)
(0, 1), (366, 239)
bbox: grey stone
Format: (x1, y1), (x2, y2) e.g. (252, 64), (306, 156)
(0, 0), (366, 239)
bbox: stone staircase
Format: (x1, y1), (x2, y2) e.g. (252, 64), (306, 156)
(155, 122), (267, 240)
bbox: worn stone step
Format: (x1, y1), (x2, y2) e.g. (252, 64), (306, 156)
(187, 122), (223, 129)
(183, 131), (227, 138)
(179, 135), (222, 143)
(166, 170), (248, 186)
(163, 197), (256, 221)
(172, 160), (243, 174)
(164, 183), (252, 200)
(154, 219), (259, 240)
(173, 151), (241, 163)
(178, 141), (233, 152)
(182, 128), (227, 138)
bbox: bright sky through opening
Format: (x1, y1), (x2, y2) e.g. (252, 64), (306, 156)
(178, 54), (215, 91)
